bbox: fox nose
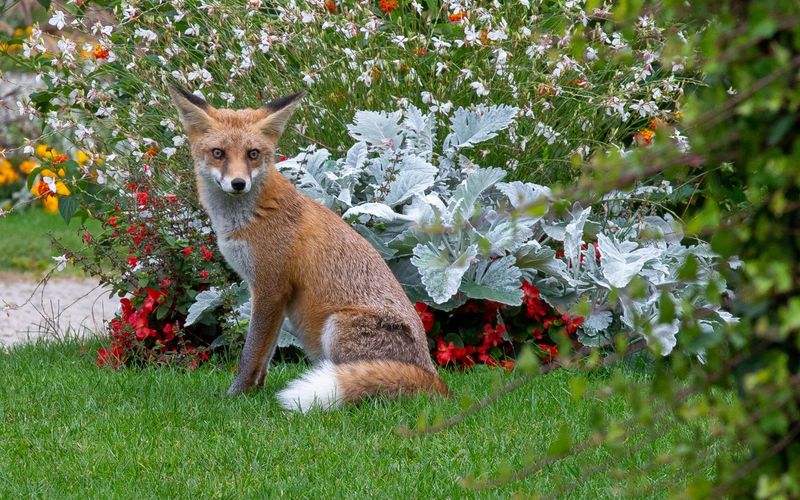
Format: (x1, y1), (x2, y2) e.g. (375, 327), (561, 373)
(231, 178), (247, 192)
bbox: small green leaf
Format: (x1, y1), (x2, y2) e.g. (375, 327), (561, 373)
(569, 376), (587, 400)
(58, 196), (79, 224)
(517, 345), (539, 374)
(658, 291), (676, 323)
(547, 423), (572, 457)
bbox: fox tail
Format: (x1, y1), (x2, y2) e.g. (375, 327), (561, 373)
(276, 359), (449, 413)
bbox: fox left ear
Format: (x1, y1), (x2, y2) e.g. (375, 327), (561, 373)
(258, 91), (306, 139)
(168, 83), (215, 136)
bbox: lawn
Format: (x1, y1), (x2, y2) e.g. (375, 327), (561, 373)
(0, 341), (720, 498)
(0, 209), (99, 275)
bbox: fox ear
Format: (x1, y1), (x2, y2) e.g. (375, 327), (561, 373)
(258, 91), (306, 139)
(168, 83), (214, 135)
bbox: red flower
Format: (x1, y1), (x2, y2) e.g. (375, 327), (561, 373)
(135, 191), (148, 208)
(83, 229), (92, 244)
(563, 313), (585, 335)
(537, 343), (559, 362)
(106, 216), (119, 227)
(500, 360), (515, 372)
(96, 345), (125, 367)
(378, 0), (398, 14)
(324, 0), (336, 13)
(164, 194), (178, 203)
(127, 256), (139, 268)
(415, 302), (435, 332)
(182, 247), (193, 256)
(201, 245), (214, 261)
(52, 153), (68, 165)
(279, 155), (287, 162)
(200, 270), (209, 280)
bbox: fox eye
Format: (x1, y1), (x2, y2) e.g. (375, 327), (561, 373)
(248, 149), (260, 160)
(211, 148), (224, 159)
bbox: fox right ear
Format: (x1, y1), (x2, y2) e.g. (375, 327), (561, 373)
(168, 84), (214, 136)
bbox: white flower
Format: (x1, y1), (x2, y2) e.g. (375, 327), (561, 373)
(52, 255), (68, 272)
(470, 81), (489, 96)
(301, 11), (314, 23)
(163, 147), (177, 158)
(184, 24), (200, 36)
(49, 11), (67, 30)
(134, 28), (157, 43)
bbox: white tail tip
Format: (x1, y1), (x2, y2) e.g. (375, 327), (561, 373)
(277, 361), (342, 413)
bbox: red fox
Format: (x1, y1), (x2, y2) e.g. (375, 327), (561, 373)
(168, 84), (448, 412)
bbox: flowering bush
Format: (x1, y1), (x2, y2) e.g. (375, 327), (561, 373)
(55, 174), (243, 367)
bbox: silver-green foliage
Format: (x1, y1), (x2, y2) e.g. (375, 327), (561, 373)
(277, 104), (734, 354)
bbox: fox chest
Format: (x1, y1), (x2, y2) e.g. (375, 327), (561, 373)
(217, 237), (255, 282)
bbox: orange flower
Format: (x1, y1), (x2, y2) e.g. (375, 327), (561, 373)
(449, 11), (466, 22)
(378, 0), (398, 14)
(480, 28), (489, 45)
(413, 46), (427, 57)
(648, 118), (665, 130)
(145, 146), (160, 158)
(324, 0), (336, 13)
(93, 44), (109, 60)
(634, 129), (655, 146)
(52, 153), (69, 165)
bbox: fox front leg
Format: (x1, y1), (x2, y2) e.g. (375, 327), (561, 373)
(227, 298), (285, 396)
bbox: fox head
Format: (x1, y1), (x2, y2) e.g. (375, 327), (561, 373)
(168, 84), (304, 195)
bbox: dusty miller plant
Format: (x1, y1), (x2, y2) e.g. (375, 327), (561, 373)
(269, 104), (735, 355)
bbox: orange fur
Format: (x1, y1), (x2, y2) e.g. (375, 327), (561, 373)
(168, 84), (448, 407)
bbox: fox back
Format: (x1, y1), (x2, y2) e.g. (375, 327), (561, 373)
(169, 84), (447, 411)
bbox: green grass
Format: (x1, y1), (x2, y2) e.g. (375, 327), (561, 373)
(0, 209), (99, 275)
(0, 341), (720, 497)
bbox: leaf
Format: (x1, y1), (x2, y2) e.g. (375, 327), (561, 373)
(411, 243), (477, 304)
(515, 242), (572, 282)
(496, 181), (551, 215)
(582, 310), (613, 333)
(569, 376), (588, 400)
(58, 196), (79, 224)
(547, 424), (572, 457)
(342, 203), (412, 222)
(403, 105), (435, 159)
(460, 256), (523, 305)
(563, 205), (591, 271)
(352, 224), (397, 259)
(346, 110), (404, 148)
(185, 288), (223, 326)
(597, 233), (662, 288)
(382, 156), (437, 206)
(449, 167), (506, 224)
(482, 219), (535, 255)
(649, 320), (680, 356)
(443, 104), (519, 151)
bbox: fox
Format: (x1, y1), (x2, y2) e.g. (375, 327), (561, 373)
(168, 84), (448, 412)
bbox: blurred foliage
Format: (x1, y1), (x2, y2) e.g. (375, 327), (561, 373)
(418, 0), (800, 496)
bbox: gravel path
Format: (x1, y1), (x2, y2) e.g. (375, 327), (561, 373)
(0, 273), (118, 347)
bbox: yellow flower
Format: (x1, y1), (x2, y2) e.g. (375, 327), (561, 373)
(36, 144), (56, 159)
(42, 195), (59, 214)
(0, 160), (20, 185)
(75, 151), (91, 165)
(18, 160), (39, 174)
(31, 178), (71, 198)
